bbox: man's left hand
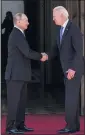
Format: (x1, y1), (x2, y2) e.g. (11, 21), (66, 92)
(66, 69), (76, 80)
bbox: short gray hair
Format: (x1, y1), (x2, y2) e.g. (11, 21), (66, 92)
(53, 6), (69, 18)
(13, 13), (25, 24)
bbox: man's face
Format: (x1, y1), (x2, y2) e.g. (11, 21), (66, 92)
(53, 10), (62, 26)
(18, 15), (29, 30)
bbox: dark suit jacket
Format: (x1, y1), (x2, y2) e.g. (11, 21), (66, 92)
(5, 27), (42, 81)
(49, 20), (83, 76)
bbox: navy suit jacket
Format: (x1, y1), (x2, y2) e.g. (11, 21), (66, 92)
(49, 20), (83, 76)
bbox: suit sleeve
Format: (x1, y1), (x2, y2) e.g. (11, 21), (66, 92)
(71, 26), (83, 71)
(15, 36), (42, 60)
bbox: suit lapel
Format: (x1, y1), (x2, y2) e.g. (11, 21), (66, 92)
(60, 20), (72, 50)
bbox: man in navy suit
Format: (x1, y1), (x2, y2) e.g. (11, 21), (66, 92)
(44, 6), (83, 134)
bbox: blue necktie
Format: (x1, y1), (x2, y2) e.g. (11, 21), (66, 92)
(60, 26), (63, 43)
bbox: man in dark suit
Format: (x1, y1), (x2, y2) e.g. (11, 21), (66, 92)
(44, 6), (83, 134)
(5, 13), (47, 134)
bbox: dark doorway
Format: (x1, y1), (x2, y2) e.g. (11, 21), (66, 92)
(24, 0), (65, 113)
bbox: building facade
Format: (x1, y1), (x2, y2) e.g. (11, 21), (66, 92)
(1, 0), (85, 115)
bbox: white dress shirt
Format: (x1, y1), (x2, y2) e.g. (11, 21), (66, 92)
(62, 19), (69, 35)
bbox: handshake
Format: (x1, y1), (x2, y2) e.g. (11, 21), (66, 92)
(40, 53), (48, 62)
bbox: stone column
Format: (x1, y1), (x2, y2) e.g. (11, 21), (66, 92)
(80, 0), (84, 116)
(66, 0), (85, 116)
(37, 0), (45, 102)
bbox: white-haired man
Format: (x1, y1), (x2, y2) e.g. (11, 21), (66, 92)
(5, 13), (47, 134)
(45, 6), (83, 134)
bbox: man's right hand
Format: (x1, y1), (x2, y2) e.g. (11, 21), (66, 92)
(40, 53), (48, 62)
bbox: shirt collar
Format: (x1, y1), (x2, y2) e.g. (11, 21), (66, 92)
(62, 19), (69, 28)
(14, 25), (24, 34)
